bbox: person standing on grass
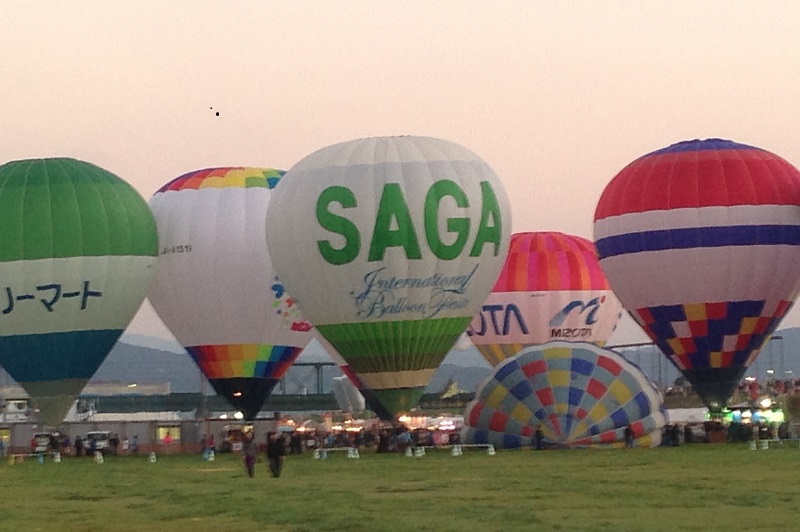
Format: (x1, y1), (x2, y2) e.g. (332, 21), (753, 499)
(266, 432), (285, 478)
(535, 425), (544, 451)
(625, 425), (634, 449)
(242, 431), (257, 478)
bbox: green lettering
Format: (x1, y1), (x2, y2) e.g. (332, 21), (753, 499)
(316, 186), (360, 265)
(424, 179), (470, 260)
(368, 183), (421, 261)
(469, 181), (503, 257)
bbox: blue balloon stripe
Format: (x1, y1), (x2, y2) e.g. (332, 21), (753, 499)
(0, 329), (124, 382)
(646, 138), (759, 156)
(597, 225), (800, 259)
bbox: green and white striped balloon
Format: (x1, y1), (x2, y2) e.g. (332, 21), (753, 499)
(266, 136), (511, 418)
(0, 158), (157, 427)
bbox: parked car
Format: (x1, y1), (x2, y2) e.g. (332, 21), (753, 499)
(219, 424), (253, 453)
(32, 432), (58, 454)
(85, 431), (117, 455)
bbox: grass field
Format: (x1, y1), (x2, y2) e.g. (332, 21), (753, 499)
(1, 444), (798, 531)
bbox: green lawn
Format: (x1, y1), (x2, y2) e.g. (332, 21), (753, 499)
(1, 444), (798, 531)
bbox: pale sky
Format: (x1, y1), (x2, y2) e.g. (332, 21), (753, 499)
(3, 2), (800, 345)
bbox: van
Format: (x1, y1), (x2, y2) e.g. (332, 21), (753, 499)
(32, 432), (58, 453)
(85, 431), (116, 455)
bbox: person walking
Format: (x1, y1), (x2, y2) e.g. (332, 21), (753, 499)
(242, 431), (257, 478)
(266, 432), (285, 478)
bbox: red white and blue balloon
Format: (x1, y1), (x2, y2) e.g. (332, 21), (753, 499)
(594, 139), (800, 411)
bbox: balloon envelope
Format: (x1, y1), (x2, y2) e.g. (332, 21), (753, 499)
(266, 136), (511, 418)
(0, 158), (158, 426)
(468, 231), (622, 365)
(148, 167), (314, 420)
(594, 139), (800, 411)
(463, 342), (666, 448)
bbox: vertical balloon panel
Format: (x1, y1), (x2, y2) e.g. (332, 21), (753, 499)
(266, 136), (511, 418)
(594, 139), (800, 411)
(0, 158), (158, 427)
(148, 168), (314, 420)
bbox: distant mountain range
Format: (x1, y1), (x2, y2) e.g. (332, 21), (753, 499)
(0, 333), (494, 396)
(1, 328), (798, 398)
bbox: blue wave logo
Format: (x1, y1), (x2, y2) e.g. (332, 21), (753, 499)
(549, 297), (605, 327)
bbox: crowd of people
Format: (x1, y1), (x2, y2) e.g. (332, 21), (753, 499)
(659, 420), (794, 446)
(665, 377), (800, 402)
(28, 432), (129, 457)
(288, 426), (464, 454)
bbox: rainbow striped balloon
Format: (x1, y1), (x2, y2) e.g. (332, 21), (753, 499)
(594, 139), (800, 411)
(148, 167), (313, 420)
(463, 342), (666, 448)
(468, 232), (622, 366)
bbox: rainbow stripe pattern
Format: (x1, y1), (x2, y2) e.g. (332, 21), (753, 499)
(185, 344), (302, 380)
(157, 167), (284, 192)
(494, 232), (611, 291)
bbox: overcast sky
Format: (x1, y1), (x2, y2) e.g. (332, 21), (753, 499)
(3, 2), (800, 345)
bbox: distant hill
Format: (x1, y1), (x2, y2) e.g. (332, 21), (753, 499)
(0, 335), (494, 396)
(2, 327), (795, 399)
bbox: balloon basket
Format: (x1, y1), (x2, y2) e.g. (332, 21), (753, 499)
(347, 448), (360, 459)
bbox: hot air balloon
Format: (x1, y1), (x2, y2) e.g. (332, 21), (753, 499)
(463, 342), (666, 448)
(467, 231), (623, 366)
(148, 167), (314, 420)
(594, 139), (800, 412)
(0, 158), (158, 427)
(266, 136), (511, 418)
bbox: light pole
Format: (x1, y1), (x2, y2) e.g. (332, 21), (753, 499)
(767, 335), (783, 382)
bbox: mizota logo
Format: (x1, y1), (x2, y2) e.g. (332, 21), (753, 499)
(549, 296), (605, 327)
